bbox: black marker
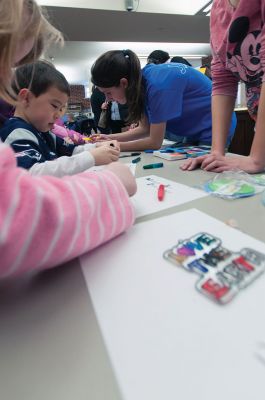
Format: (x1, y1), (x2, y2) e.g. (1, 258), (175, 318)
(119, 152), (141, 158)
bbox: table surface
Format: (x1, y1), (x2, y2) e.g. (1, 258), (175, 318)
(1, 153), (265, 400)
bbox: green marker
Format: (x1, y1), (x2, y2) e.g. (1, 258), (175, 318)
(143, 162), (164, 170)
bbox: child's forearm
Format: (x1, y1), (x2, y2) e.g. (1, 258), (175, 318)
(119, 136), (162, 151)
(119, 121), (166, 151)
(249, 82), (265, 169)
(29, 152), (94, 177)
(108, 126), (148, 142)
(211, 94), (236, 154)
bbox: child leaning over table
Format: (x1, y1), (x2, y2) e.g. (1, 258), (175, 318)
(0, 60), (120, 177)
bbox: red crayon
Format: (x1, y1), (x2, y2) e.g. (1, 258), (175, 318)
(157, 184), (165, 201)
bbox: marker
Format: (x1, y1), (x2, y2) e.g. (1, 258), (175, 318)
(132, 156), (141, 164)
(119, 152), (141, 158)
(143, 162), (164, 170)
(157, 184), (165, 201)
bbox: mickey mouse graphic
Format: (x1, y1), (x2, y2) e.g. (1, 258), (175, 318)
(227, 16), (263, 85)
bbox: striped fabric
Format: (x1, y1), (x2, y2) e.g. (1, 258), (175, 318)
(0, 143), (135, 277)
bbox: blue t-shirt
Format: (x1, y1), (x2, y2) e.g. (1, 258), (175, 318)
(142, 63), (236, 143)
(0, 117), (76, 170)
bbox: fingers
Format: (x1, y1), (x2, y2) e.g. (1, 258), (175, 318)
(111, 153), (119, 161)
(91, 134), (110, 142)
(109, 148), (120, 158)
(181, 152), (235, 173)
(202, 155), (227, 171)
(108, 140), (120, 151)
(109, 140), (120, 150)
(180, 160), (194, 170)
(201, 155), (216, 169)
(180, 158), (201, 171)
(210, 166), (229, 173)
(105, 147), (120, 162)
(204, 163), (231, 173)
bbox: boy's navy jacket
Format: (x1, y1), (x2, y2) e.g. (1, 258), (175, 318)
(0, 117), (76, 169)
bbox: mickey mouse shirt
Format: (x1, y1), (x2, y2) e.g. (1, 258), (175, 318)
(211, 0), (265, 119)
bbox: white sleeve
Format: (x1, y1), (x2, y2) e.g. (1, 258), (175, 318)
(73, 143), (96, 155)
(29, 151), (95, 177)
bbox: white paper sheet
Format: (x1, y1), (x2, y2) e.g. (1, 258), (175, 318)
(162, 139), (176, 146)
(131, 175), (207, 217)
(81, 209), (265, 400)
(90, 163), (136, 176)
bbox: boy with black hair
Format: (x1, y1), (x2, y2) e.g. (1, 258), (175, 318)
(0, 60), (119, 176)
(147, 50), (170, 65)
(170, 56), (192, 66)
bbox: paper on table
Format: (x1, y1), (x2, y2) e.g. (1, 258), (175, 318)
(131, 175), (207, 217)
(81, 209), (265, 400)
(90, 163), (136, 176)
(162, 139), (176, 146)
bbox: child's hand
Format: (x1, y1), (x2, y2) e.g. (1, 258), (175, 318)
(101, 101), (109, 110)
(180, 155), (207, 171)
(90, 144), (120, 165)
(96, 140), (120, 151)
(106, 162), (137, 197)
(90, 133), (111, 142)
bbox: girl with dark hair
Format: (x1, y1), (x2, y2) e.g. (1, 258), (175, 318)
(91, 49), (237, 151)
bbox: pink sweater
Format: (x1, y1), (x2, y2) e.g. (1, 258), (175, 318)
(0, 142), (135, 278)
(211, 0), (265, 118)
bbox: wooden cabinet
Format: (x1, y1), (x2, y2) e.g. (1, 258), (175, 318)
(228, 108), (255, 156)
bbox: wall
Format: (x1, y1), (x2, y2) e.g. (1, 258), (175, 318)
(39, 0), (209, 16)
(46, 7), (210, 43)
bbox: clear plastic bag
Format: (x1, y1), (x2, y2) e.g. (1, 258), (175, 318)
(250, 173), (265, 186)
(203, 170), (264, 200)
(262, 191), (265, 206)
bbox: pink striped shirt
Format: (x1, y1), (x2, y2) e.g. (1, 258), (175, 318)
(0, 142), (135, 277)
(211, 0), (265, 118)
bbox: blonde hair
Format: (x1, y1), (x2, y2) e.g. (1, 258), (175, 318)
(0, 0), (63, 103)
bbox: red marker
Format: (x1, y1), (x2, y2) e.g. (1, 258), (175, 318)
(157, 184), (165, 201)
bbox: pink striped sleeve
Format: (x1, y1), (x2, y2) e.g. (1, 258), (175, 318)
(0, 143), (135, 277)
